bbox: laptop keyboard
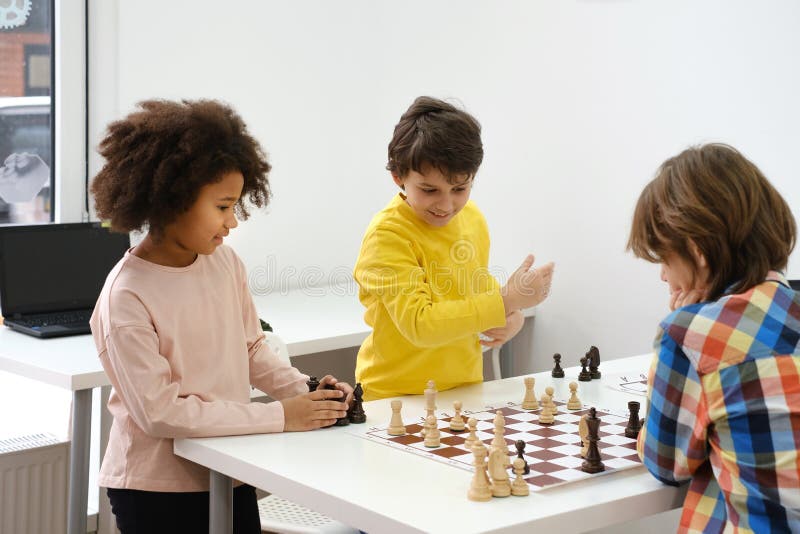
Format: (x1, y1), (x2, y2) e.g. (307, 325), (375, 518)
(13, 310), (93, 328)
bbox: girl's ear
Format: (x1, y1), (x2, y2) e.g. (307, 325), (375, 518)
(392, 173), (405, 190)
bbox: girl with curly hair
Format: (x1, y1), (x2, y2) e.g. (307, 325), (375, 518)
(90, 99), (353, 533)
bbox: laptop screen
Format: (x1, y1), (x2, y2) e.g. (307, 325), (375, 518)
(0, 223), (130, 316)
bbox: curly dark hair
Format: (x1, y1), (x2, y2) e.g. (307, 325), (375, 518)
(387, 96), (483, 183)
(91, 99), (271, 236)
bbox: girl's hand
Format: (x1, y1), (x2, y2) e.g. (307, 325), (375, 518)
(280, 388), (348, 431)
(318, 374), (354, 406)
(480, 310), (524, 348)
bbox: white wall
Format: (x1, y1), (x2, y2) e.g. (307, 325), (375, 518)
(90, 1), (800, 371)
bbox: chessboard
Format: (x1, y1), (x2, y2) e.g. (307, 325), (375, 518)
(353, 400), (641, 491)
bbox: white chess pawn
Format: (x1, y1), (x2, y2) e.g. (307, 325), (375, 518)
(467, 441), (492, 502)
(511, 457), (530, 496)
(449, 400), (466, 432)
(538, 394), (554, 425)
(567, 382), (582, 410)
(522, 376), (539, 410)
(545, 386), (557, 416)
(491, 410), (506, 450)
(464, 417), (480, 449)
(387, 399), (406, 436)
(423, 414), (441, 448)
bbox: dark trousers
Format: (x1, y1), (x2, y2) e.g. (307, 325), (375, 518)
(107, 484), (261, 534)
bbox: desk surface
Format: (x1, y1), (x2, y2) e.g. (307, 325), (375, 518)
(175, 354), (684, 534)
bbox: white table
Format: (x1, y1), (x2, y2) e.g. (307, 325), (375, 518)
(175, 354), (687, 534)
(0, 286), (372, 534)
(1, 285), (534, 533)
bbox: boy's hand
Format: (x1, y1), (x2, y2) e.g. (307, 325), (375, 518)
(280, 389), (348, 431)
(318, 374), (355, 406)
(669, 288), (707, 311)
(501, 255), (555, 313)
(481, 310), (524, 348)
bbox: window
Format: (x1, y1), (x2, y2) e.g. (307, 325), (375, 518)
(0, 0), (53, 224)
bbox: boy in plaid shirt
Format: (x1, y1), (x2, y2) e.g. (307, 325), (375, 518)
(627, 143), (799, 533)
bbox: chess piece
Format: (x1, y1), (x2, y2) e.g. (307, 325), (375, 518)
(537, 394), (554, 425)
(510, 457), (530, 496)
(449, 400), (466, 432)
(581, 407), (605, 473)
(491, 411), (506, 450)
(521, 377), (539, 410)
(566, 381), (582, 410)
(306, 376), (320, 392)
(579, 413), (590, 458)
(488, 445), (511, 497)
(467, 441), (492, 502)
(422, 379), (437, 437)
(323, 384), (350, 426)
(551, 353), (565, 378)
(578, 356), (592, 381)
(464, 417), (479, 449)
(423, 414), (441, 447)
(514, 439), (529, 475)
(387, 399), (406, 436)
(347, 382), (366, 423)
(589, 346), (601, 379)
(625, 401), (642, 438)
(545, 386), (557, 416)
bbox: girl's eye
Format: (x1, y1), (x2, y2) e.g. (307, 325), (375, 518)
(218, 206), (230, 211)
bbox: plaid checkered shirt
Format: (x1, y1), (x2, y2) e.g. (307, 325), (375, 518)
(638, 271), (800, 533)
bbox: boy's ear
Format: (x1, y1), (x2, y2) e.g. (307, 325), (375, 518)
(688, 239), (708, 268)
(392, 173), (405, 190)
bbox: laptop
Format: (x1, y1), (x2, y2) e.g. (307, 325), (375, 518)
(0, 222), (130, 338)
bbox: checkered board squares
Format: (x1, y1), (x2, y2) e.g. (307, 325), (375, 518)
(354, 401), (641, 491)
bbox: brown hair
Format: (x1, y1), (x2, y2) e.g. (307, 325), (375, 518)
(387, 96), (483, 183)
(628, 143), (796, 300)
(91, 99), (271, 236)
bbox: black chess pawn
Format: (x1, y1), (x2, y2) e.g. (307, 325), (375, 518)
(578, 356), (592, 381)
(514, 439), (530, 475)
(551, 353), (565, 378)
(348, 383), (367, 424)
(589, 346), (601, 379)
(625, 401), (642, 438)
(581, 407), (605, 473)
(306, 376), (320, 392)
(323, 384), (350, 426)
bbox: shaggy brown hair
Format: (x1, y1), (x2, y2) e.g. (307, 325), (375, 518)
(91, 99), (271, 236)
(628, 143), (796, 301)
(387, 96), (483, 183)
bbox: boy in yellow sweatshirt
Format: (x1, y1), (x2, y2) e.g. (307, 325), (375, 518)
(354, 96), (554, 400)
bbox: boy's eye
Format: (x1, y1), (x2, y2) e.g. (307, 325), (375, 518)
(453, 187), (466, 193)
(421, 188), (437, 194)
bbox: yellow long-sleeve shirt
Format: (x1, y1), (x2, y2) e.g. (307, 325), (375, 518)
(354, 194), (506, 400)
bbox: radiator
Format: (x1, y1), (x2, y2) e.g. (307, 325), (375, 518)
(0, 433), (69, 534)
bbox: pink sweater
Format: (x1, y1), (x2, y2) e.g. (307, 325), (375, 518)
(90, 245), (308, 492)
